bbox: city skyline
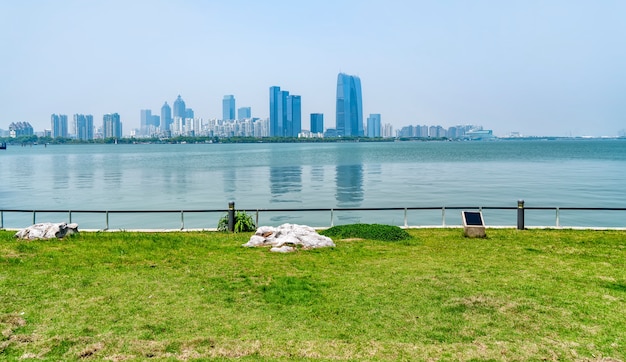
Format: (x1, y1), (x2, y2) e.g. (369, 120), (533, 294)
(1, 1), (625, 137)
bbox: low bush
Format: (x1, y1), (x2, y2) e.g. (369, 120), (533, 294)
(216, 211), (256, 232)
(320, 223), (411, 241)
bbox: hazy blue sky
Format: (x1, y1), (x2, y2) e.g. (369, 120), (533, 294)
(1, 0), (625, 137)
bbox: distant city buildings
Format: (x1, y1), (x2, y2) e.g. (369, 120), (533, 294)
(287, 95), (301, 137)
(73, 114), (94, 140)
(173, 95), (186, 121)
(8, 122), (34, 137)
(310, 113), (324, 134)
(269, 86), (283, 137)
(382, 123), (394, 138)
(161, 102), (172, 131)
(51, 114), (68, 138)
(0, 73), (501, 140)
(397, 124), (485, 139)
(336, 73), (363, 137)
(185, 108), (194, 119)
(103, 113), (122, 139)
(140, 109), (151, 131)
(366, 114), (381, 138)
(139, 109), (161, 136)
(269, 86), (301, 137)
(222, 95), (235, 121)
(237, 107), (251, 120)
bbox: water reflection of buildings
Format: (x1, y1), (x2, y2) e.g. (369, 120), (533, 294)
(72, 154), (95, 190)
(335, 164), (364, 207)
(270, 166), (302, 204)
(52, 154), (70, 191)
(159, 167), (188, 203)
(222, 168), (236, 196)
(268, 165), (303, 223)
(310, 165), (325, 192)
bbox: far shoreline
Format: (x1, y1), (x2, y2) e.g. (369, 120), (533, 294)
(2, 135), (625, 147)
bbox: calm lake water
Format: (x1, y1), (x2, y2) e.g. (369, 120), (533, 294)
(1, 140), (625, 229)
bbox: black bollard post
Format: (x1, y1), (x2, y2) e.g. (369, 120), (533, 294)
(517, 200), (525, 230)
(228, 201), (235, 232)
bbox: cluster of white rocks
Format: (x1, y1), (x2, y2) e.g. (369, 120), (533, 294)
(243, 223), (335, 253)
(14, 222), (79, 240)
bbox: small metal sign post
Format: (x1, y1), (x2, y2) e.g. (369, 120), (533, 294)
(517, 200), (525, 230)
(462, 211), (486, 238)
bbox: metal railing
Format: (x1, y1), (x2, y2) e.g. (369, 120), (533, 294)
(1, 202), (626, 231)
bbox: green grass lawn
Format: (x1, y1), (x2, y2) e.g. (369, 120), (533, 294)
(1, 228), (624, 361)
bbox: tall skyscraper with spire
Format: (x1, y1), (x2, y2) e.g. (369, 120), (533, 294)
(173, 95), (186, 121)
(336, 73), (363, 137)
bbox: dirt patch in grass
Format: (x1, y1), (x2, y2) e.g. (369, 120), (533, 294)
(1, 314), (26, 339)
(339, 238), (364, 242)
(76, 342), (103, 358)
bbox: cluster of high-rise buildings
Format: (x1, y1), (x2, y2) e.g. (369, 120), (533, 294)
(2, 72), (487, 140)
(137, 73), (385, 139)
(48, 113), (119, 140)
(139, 94), (258, 138)
(397, 124), (488, 139)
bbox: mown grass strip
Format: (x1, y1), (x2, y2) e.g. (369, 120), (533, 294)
(1, 228), (624, 361)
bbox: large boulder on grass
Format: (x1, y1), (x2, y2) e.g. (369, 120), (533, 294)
(15, 222), (79, 240)
(243, 223), (334, 252)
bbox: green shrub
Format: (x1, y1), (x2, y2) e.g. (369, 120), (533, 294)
(217, 211), (256, 232)
(320, 223), (411, 241)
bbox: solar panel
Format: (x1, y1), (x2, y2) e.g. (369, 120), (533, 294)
(463, 211), (483, 226)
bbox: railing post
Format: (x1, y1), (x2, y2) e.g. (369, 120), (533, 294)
(105, 211), (109, 230)
(181, 210), (185, 230)
(556, 207), (560, 228)
(33, 211), (36, 225)
(255, 209), (259, 229)
(1, 211), (3, 229)
(228, 201), (235, 232)
(517, 200), (525, 230)
(404, 208), (408, 228)
(330, 208), (334, 227)
(442, 207), (446, 227)
(69, 210), (72, 224)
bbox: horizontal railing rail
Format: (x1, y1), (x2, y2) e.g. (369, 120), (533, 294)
(1, 203), (625, 231)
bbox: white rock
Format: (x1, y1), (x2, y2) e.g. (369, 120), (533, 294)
(273, 234), (300, 247)
(255, 226), (276, 236)
(270, 245), (295, 253)
(300, 233), (334, 248)
(15, 222), (79, 240)
(244, 235), (267, 247)
(242, 223), (335, 252)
